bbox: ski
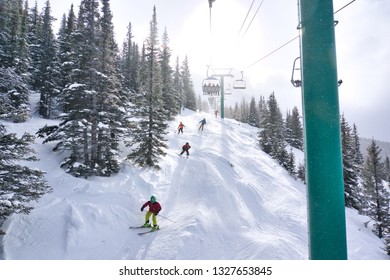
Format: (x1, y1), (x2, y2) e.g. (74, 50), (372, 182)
(138, 228), (160, 235)
(129, 226), (150, 229)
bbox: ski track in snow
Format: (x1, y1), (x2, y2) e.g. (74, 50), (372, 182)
(1, 95), (388, 260)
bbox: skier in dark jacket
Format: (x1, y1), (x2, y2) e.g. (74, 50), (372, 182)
(198, 118), (206, 131)
(141, 196), (162, 231)
(179, 142), (191, 157)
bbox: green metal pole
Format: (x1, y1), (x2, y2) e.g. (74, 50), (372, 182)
(299, 0), (347, 259)
(220, 76), (224, 119)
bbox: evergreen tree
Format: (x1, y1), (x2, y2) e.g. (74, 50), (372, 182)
(159, 27), (178, 119)
(0, 124), (51, 235)
(181, 55), (196, 110)
(239, 98), (249, 123)
(28, 1), (43, 90)
(340, 114), (361, 209)
(173, 56), (183, 113)
(285, 106), (303, 150)
(248, 96), (260, 127)
(0, 0), (10, 66)
(259, 92), (289, 169)
(233, 102), (240, 121)
(44, 0), (126, 177)
(361, 139), (390, 239)
(285, 148), (296, 177)
(94, 0), (128, 175)
(0, 67), (30, 122)
(297, 160), (306, 184)
(384, 156), (390, 182)
(57, 4), (76, 89)
(351, 123), (364, 174)
(127, 6), (168, 169)
(120, 22), (140, 94)
(258, 95), (266, 128)
(38, 0), (62, 118)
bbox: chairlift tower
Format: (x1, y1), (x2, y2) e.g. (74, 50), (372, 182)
(299, 0), (347, 259)
(202, 67), (233, 119)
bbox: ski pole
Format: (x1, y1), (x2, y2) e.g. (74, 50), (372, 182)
(158, 214), (175, 223)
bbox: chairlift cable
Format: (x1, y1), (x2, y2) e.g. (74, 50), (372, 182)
(235, 0), (266, 51)
(243, 0), (357, 71)
(237, 0), (256, 39)
(334, 0), (356, 14)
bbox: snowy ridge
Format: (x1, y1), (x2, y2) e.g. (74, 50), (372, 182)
(1, 101), (388, 259)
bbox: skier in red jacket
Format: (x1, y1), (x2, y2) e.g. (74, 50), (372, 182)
(179, 142), (191, 157)
(177, 122), (185, 134)
(141, 196), (162, 231)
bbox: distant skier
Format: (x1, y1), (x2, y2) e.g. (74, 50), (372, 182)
(177, 121), (185, 134)
(141, 196), (162, 231)
(179, 142), (191, 157)
(198, 118), (206, 131)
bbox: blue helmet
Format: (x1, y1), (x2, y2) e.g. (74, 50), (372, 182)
(150, 196), (156, 203)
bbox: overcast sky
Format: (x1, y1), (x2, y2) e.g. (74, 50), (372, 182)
(29, 0), (390, 142)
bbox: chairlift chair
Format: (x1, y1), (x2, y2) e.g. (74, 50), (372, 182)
(202, 77), (221, 96)
(233, 71), (246, 90)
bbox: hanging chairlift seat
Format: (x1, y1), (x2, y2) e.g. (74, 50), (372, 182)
(233, 79), (246, 89)
(202, 77), (220, 96)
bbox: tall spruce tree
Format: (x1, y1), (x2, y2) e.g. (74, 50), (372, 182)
(38, 0), (61, 119)
(160, 27), (178, 120)
(28, 1), (43, 90)
(180, 55), (196, 110)
(259, 92), (289, 169)
(127, 6), (168, 169)
(248, 96), (260, 127)
(361, 139), (390, 239)
(173, 56), (183, 113)
(0, 124), (51, 235)
(120, 22), (140, 94)
(285, 106), (303, 150)
(0, 67), (30, 122)
(57, 4), (76, 89)
(340, 114), (361, 209)
(44, 0), (126, 177)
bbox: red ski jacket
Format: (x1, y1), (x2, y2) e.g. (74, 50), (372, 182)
(141, 201), (162, 215)
(182, 144), (191, 151)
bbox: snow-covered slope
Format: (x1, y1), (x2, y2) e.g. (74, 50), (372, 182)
(1, 96), (388, 260)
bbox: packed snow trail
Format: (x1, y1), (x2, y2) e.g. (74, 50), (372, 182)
(2, 98), (388, 259)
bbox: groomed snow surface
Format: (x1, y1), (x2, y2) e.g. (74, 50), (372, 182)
(1, 97), (388, 260)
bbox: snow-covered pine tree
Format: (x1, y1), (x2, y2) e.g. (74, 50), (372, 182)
(127, 6), (168, 170)
(120, 22), (141, 95)
(259, 92), (288, 169)
(384, 156), (390, 182)
(57, 4), (76, 90)
(258, 95), (266, 128)
(361, 139), (390, 239)
(340, 114), (361, 210)
(28, 1), (44, 91)
(86, 0), (127, 175)
(233, 102), (240, 121)
(180, 55), (196, 111)
(44, 0), (126, 177)
(285, 106), (303, 150)
(297, 160), (306, 184)
(239, 98), (248, 123)
(248, 96), (260, 127)
(38, 1), (62, 119)
(0, 67), (30, 122)
(160, 27), (179, 120)
(0, 124), (51, 235)
(173, 56), (183, 113)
